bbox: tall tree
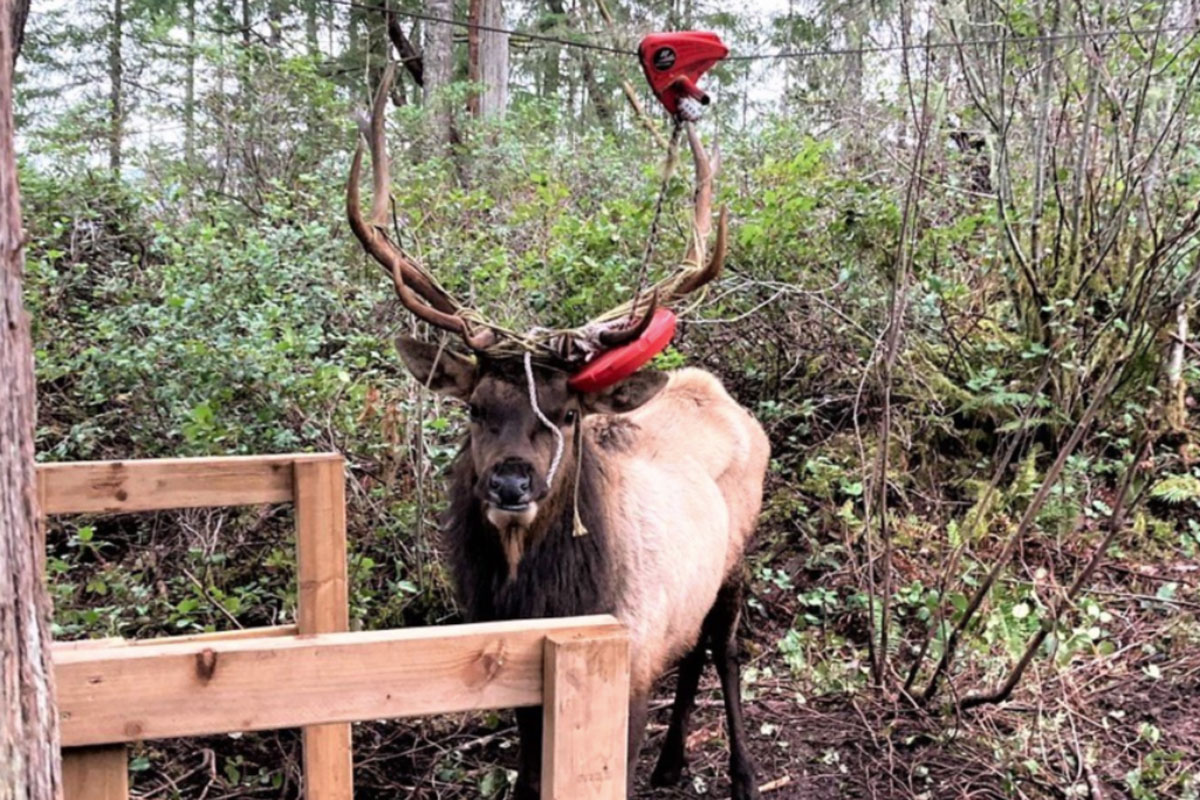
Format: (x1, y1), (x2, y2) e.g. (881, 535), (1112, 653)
(386, 9), (424, 88)
(0, 0), (63, 796)
(305, 0), (319, 54)
(548, 0), (612, 128)
(108, 0), (123, 173)
(268, 0), (283, 47)
(423, 0), (454, 147)
(347, 0), (386, 89)
(6, 0), (26, 65)
(184, 0), (196, 165)
(467, 0), (508, 117)
(366, 5), (387, 92)
(538, 0), (562, 99)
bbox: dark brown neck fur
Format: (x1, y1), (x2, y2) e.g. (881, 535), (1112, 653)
(441, 439), (617, 622)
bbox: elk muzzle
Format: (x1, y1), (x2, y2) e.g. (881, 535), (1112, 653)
(487, 460), (535, 510)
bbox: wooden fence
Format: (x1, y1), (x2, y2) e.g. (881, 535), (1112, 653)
(39, 453), (630, 799)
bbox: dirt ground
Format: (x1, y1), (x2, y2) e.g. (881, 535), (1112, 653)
(332, 631), (1198, 800)
(128, 545), (1200, 800)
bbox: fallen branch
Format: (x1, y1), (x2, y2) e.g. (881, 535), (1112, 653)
(759, 775), (792, 793)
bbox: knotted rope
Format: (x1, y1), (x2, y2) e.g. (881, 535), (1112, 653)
(524, 350), (589, 536)
(524, 351), (565, 486)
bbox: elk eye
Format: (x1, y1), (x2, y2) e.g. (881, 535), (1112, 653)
(468, 404), (483, 422)
(563, 410), (578, 425)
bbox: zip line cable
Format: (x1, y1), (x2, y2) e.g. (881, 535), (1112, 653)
(726, 22), (1200, 60)
(96, 6), (1200, 146)
(318, 0), (1198, 63)
(321, 0), (636, 55)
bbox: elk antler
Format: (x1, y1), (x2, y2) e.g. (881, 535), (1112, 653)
(582, 121), (728, 352)
(347, 64), (496, 351)
(672, 122), (727, 296)
(349, 68), (727, 365)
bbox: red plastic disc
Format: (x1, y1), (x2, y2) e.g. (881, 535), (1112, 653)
(569, 308), (677, 393)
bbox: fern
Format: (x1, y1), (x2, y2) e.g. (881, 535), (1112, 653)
(1149, 475), (1200, 504)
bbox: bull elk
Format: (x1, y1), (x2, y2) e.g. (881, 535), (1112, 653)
(348, 66), (769, 800)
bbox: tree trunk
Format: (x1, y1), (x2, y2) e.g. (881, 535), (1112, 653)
(467, 0), (480, 115)
(577, 50), (611, 128)
(238, 0), (255, 190)
(348, 0), (362, 64)
(1168, 297), (1193, 431)
(469, 0), (508, 118)
(108, 0), (123, 174)
(423, 0), (454, 148)
(216, 0), (232, 189)
(269, 0), (283, 47)
(843, 3), (866, 167)
(238, 0), (252, 117)
(1, 0), (63, 795)
(365, 4), (387, 93)
(386, 11), (424, 87)
(547, 0), (610, 129)
(540, 0), (561, 99)
(184, 0), (196, 165)
(305, 0), (318, 54)
(7, 0), (27, 64)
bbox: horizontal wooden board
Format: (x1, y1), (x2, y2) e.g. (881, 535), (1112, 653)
(57, 616), (623, 747)
(37, 453), (340, 515)
(52, 625), (298, 654)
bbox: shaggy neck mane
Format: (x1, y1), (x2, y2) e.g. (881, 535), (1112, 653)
(442, 437), (617, 622)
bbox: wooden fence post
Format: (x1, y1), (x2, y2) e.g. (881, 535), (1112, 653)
(295, 456), (353, 800)
(62, 746), (129, 800)
(541, 630), (631, 800)
(45, 490), (129, 800)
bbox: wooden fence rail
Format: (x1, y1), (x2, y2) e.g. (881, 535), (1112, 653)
(39, 453), (630, 800)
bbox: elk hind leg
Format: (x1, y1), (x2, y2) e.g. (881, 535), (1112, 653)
(710, 578), (760, 800)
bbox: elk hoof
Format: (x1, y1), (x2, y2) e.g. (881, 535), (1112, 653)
(650, 758), (685, 787)
(730, 771), (762, 800)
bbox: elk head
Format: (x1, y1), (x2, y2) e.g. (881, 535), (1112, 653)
(347, 66), (727, 558)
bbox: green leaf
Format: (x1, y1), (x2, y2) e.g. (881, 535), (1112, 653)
(1155, 583), (1178, 601)
(478, 768), (511, 798)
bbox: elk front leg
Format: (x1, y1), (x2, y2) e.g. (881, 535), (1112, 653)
(652, 639), (707, 786)
(626, 690), (650, 796)
(514, 706), (542, 800)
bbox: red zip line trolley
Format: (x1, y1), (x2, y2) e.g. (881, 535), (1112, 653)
(569, 31), (729, 393)
(637, 31), (730, 120)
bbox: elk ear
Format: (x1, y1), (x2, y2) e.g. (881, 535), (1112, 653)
(395, 337), (476, 399)
(581, 370), (669, 415)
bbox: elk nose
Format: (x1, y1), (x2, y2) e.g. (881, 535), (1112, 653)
(488, 471), (532, 508)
